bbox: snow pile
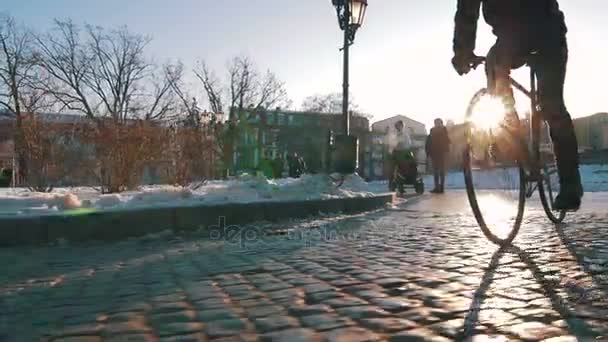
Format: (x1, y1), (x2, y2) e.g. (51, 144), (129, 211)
(0, 173), (388, 217)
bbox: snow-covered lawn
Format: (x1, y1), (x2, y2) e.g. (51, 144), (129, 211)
(0, 173), (389, 217)
(0, 164), (605, 217)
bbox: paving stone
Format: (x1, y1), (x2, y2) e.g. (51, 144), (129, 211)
(467, 334), (511, 341)
(245, 305), (285, 318)
(389, 327), (452, 342)
(55, 323), (103, 337)
(299, 313), (356, 331)
(203, 318), (251, 338)
(288, 304), (334, 317)
(541, 337), (580, 342)
(359, 317), (419, 333)
(158, 332), (208, 342)
(399, 307), (443, 324)
(373, 278), (408, 288)
(501, 322), (568, 340)
(368, 297), (421, 313)
(266, 288), (305, 300)
(325, 296), (370, 308)
(254, 316), (300, 333)
(337, 305), (391, 320)
(306, 290), (343, 303)
(301, 283), (336, 294)
(150, 310), (198, 324)
(260, 328), (324, 342)
(197, 309), (242, 322)
(51, 337), (103, 342)
(193, 297), (232, 310)
(325, 326), (382, 342)
(103, 321), (154, 336)
(156, 322), (205, 337)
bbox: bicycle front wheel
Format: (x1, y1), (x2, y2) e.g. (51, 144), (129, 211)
(462, 88), (526, 246)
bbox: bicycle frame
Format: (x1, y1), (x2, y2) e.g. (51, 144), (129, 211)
(510, 67), (559, 205)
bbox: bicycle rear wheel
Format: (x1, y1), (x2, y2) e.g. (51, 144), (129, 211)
(533, 118), (567, 223)
(463, 89), (526, 246)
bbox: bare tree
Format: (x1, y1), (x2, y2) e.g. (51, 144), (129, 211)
(37, 20), (176, 123)
(0, 15), (53, 185)
(36, 20), (183, 193)
(254, 69), (289, 110)
(35, 20), (97, 120)
(301, 92), (360, 114)
(193, 62), (223, 115)
(195, 56), (289, 121)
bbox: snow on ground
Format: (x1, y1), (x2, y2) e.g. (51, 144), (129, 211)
(0, 164), (606, 217)
(422, 163), (608, 192)
(0, 173), (387, 217)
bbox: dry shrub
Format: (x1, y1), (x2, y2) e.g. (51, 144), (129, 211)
(80, 120), (167, 194)
(166, 125), (217, 187)
(20, 113), (72, 192)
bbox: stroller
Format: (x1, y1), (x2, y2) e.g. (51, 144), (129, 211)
(389, 149), (425, 196)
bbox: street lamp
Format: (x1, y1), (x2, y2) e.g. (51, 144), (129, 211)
(331, 0), (368, 174)
(332, 0), (368, 135)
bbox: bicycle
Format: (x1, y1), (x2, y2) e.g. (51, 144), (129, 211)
(462, 53), (566, 246)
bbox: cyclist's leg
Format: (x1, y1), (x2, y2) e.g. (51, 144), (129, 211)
(485, 39), (527, 161)
(535, 34), (582, 209)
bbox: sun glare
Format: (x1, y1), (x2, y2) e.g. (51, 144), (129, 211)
(471, 95), (508, 132)
(477, 192), (519, 239)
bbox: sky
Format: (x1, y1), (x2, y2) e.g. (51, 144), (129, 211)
(3, 0), (607, 129)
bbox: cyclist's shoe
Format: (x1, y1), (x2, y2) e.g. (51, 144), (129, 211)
(430, 188), (441, 194)
(553, 180), (583, 211)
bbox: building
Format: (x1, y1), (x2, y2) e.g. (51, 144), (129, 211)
(363, 131), (387, 180)
(369, 115), (428, 178)
(232, 108), (371, 177)
(574, 112), (608, 151)
(445, 122), (468, 171)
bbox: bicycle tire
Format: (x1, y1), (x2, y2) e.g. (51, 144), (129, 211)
(532, 117), (567, 224)
(463, 88), (526, 246)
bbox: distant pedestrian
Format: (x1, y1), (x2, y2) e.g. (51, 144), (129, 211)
(272, 155), (284, 179)
(425, 118), (451, 194)
(288, 152), (306, 178)
(388, 120), (413, 191)
(297, 155), (307, 175)
(259, 153), (274, 179)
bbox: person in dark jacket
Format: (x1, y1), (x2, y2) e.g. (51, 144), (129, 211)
(259, 153), (274, 179)
(451, 0), (582, 210)
(288, 152), (306, 178)
(426, 119), (451, 194)
(272, 155), (284, 179)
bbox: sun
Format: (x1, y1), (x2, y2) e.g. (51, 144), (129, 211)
(471, 94), (509, 132)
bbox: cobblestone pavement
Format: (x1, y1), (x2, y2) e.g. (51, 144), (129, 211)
(1, 191), (607, 341)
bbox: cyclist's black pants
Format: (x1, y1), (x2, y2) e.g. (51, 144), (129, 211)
(485, 31), (580, 186)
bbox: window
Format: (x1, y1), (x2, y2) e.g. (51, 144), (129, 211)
(277, 113), (285, 125)
(288, 115), (294, 125)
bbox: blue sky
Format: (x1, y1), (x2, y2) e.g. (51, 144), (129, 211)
(4, 0), (607, 128)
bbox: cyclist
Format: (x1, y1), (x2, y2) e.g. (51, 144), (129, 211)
(451, 0), (583, 210)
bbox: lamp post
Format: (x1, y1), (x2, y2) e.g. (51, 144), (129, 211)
(332, 0), (367, 136)
(331, 0), (367, 174)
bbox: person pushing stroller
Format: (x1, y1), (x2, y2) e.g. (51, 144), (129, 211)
(388, 120), (423, 195)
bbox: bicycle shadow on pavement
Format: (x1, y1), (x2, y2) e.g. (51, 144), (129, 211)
(459, 244), (605, 340)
